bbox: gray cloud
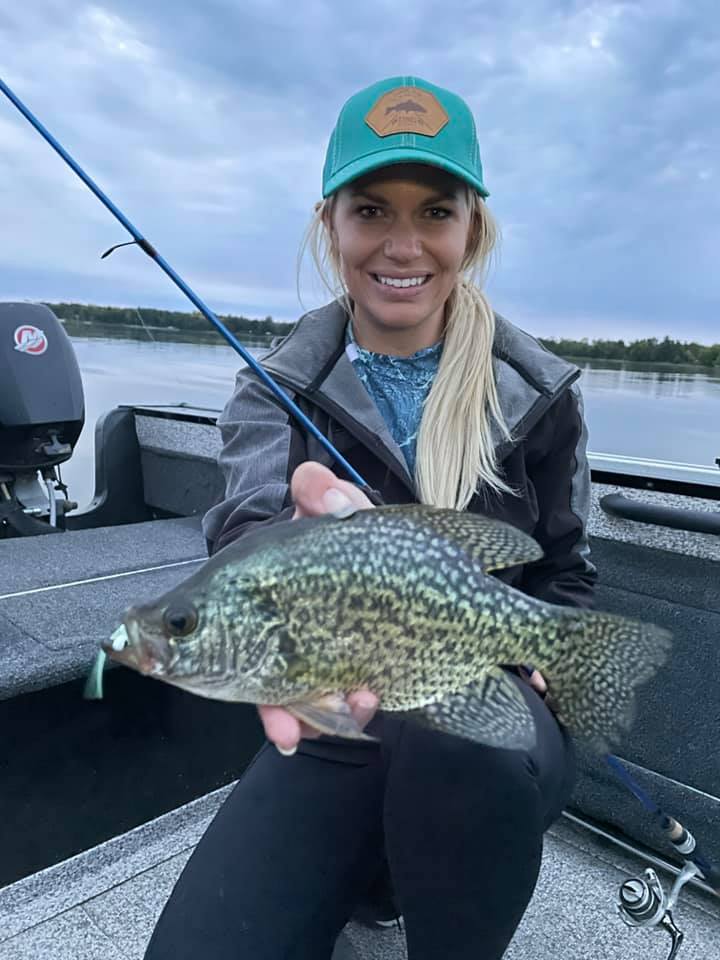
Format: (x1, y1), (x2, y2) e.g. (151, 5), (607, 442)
(0, 0), (717, 340)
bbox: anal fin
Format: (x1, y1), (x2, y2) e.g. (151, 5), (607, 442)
(406, 667), (537, 751)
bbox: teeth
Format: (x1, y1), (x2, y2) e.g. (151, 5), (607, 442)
(376, 275), (429, 288)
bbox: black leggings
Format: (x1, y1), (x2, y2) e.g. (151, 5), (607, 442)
(144, 672), (576, 960)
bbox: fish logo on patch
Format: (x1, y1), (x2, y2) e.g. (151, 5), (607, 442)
(385, 99), (427, 115)
(365, 87), (449, 138)
(13, 324), (48, 356)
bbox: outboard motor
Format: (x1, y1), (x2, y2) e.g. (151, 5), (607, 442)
(0, 302), (84, 536)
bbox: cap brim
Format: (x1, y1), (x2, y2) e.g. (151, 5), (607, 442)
(323, 148), (489, 199)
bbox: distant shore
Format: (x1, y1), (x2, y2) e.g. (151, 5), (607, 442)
(50, 302), (719, 368)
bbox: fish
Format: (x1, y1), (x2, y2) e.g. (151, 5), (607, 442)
(102, 505), (671, 753)
(385, 99), (428, 114)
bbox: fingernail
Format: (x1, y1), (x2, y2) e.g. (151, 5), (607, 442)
(322, 488), (352, 513)
(276, 744), (297, 757)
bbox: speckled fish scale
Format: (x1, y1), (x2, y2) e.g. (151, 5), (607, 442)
(108, 505), (672, 753)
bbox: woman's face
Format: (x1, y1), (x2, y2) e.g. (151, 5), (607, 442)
(329, 164), (472, 353)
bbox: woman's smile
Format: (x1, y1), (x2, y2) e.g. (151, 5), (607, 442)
(368, 271), (434, 298)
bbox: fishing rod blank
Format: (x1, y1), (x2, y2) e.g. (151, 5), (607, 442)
(0, 76), (370, 493)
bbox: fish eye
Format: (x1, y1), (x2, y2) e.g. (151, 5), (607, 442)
(162, 603), (198, 637)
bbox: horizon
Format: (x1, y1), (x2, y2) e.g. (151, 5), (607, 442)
(0, 2), (718, 344)
(48, 300), (720, 349)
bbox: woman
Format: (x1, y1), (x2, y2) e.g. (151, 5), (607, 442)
(145, 76), (596, 960)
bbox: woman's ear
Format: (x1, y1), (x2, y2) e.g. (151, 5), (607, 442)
(320, 201), (335, 236)
(319, 195), (342, 275)
(324, 214), (339, 256)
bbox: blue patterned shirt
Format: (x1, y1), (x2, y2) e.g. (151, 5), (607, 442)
(345, 323), (443, 476)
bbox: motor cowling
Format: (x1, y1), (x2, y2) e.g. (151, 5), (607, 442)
(0, 302), (84, 535)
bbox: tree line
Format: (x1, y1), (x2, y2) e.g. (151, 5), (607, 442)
(538, 335), (720, 367)
(47, 302), (719, 366)
(46, 302), (294, 338)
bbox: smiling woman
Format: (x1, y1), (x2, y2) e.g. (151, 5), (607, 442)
(305, 163), (511, 510)
(147, 76), (597, 960)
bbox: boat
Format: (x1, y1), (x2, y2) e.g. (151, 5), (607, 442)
(1, 302), (718, 959)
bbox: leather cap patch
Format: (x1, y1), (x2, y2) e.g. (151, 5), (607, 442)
(365, 87), (449, 138)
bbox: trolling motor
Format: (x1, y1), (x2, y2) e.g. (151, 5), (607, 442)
(0, 302), (84, 536)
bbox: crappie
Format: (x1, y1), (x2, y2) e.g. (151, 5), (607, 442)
(103, 505), (671, 752)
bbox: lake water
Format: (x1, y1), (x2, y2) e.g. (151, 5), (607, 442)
(61, 330), (720, 510)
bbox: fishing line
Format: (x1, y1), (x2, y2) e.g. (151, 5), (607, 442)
(0, 558), (206, 601)
(135, 306), (156, 343)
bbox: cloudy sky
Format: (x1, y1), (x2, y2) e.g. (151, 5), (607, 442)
(0, 1), (717, 343)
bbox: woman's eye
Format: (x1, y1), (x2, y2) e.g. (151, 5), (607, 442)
(425, 207), (452, 219)
(357, 205), (383, 218)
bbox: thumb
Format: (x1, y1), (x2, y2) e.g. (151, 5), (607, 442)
(292, 461), (374, 518)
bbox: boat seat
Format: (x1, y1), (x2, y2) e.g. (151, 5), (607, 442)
(134, 410), (224, 518)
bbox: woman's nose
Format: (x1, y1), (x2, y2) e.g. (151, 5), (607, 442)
(383, 224), (423, 261)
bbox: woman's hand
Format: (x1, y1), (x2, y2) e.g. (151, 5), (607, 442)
(291, 459), (375, 518)
(258, 692), (380, 755)
(258, 461), (378, 755)
(526, 669), (547, 697)
(519, 666), (557, 712)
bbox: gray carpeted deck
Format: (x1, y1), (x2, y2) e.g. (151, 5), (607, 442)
(1, 787), (718, 960)
(1, 435), (718, 957)
(0, 517), (206, 700)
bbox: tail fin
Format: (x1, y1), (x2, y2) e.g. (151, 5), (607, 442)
(540, 609), (672, 753)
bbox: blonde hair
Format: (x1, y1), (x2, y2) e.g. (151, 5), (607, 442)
(297, 186), (514, 510)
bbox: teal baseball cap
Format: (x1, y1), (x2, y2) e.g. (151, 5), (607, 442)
(322, 76), (489, 199)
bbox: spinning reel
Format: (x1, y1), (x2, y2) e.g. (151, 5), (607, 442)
(618, 861), (702, 960)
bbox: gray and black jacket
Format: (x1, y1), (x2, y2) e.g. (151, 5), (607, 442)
(203, 300), (596, 609)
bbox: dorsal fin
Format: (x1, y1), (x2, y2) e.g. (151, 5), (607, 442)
(356, 505), (543, 571)
(186, 503), (542, 596)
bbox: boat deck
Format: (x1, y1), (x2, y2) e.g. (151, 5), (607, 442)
(1, 788), (718, 959)
(0, 516), (206, 701)
(2, 409), (718, 956)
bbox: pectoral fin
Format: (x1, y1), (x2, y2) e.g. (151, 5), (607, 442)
(286, 693), (378, 741)
(407, 668), (537, 751)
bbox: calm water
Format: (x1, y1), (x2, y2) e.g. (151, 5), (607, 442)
(61, 331), (720, 510)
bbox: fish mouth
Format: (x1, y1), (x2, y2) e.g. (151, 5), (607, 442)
(102, 620), (175, 676)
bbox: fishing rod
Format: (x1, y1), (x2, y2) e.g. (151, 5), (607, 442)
(2, 77), (717, 957)
(0, 76), (369, 494)
(607, 755), (720, 958)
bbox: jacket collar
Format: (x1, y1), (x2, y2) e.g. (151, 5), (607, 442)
(261, 301), (413, 485)
(260, 300), (580, 489)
